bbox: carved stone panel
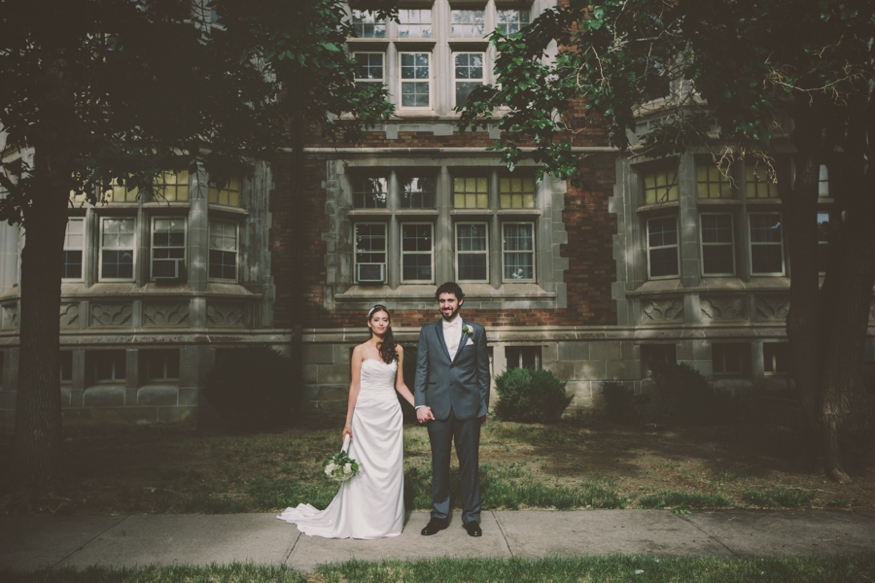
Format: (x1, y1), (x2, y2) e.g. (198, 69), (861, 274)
(755, 296), (790, 321)
(2, 303), (18, 329)
(143, 301), (190, 327)
(207, 301), (249, 327)
(59, 303), (80, 328)
(701, 296), (747, 321)
(90, 303), (133, 327)
(641, 298), (684, 322)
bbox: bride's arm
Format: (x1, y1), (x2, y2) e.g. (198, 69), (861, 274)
(343, 345), (364, 441)
(394, 346), (415, 407)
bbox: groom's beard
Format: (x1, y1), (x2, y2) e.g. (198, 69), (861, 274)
(441, 307), (460, 321)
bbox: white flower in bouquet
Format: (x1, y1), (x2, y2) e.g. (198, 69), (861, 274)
(323, 448), (360, 482)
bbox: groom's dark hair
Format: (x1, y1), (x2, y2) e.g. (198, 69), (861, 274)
(435, 281), (464, 300)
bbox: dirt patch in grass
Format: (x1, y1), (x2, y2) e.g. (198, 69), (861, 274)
(1, 415), (872, 514)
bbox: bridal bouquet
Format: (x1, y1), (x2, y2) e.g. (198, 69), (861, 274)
(323, 437), (360, 482)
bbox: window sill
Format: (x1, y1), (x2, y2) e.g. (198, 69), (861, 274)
(57, 281), (261, 299)
(636, 201), (679, 215)
(336, 282), (556, 303)
(627, 277), (791, 298)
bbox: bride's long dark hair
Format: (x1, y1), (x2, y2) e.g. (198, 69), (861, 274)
(368, 304), (398, 364)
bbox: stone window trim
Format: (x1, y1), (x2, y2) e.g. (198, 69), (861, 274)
(501, 221), (536, 282)
(711, 342), (750, 376)
(455, 221), (490, 282)
(699, 212), (736, 277)
(645, 215), (679, 280)
(748, 212), (786, 277)
(763, 341), (789, 376)
(99, 216), (137, 283)
(150, 216), (187, 282)
(324, 157), (568, 310)
(63, 217), (86, 282)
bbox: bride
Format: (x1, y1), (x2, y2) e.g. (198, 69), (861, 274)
(277, 304), (415, 538)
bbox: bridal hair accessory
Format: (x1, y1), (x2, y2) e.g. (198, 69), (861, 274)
(367, 304), (389, 319)
(323, 435), (360, 482)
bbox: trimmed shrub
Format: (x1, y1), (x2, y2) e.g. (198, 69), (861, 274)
(647, 360), (718, 422)
(203, 346), (302, 429)
(494, 368), (572, 424)
(601, 382), (638, 424)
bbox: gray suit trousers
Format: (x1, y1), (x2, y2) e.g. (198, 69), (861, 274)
(427, 408), (481, 524)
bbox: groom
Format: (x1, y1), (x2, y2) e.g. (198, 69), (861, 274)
(414, 282), (490, 537)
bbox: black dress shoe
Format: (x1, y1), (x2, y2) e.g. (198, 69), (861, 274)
(463, 521), (482, 537)
(421, 518), (449, 536)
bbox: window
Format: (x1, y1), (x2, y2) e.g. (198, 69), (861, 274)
(100, 217), (135, 281)
(451, 9), (485, 38)
(640, 344), (676, 372)
(745, 165), (778, 199)
(506, 346), (540, 370)
(60, 351), (73, 383)
(208, 177), (241, 207)
(400, 52), (430, 108)
(697, 165), (733, 199)
(456, 223), (488, 281)
(87, 350), (126, 383)
(352, 9), (385, 38)
(398, 8), (431, 37)
(497, 9), (530, 34)
(354, 52), (385, 89)
(453, 176), (489, 209)
(700, 214), (735, 275)
(153, 170), (189, 202)
(817, 212), (829, 274)
(400, 175), (436, 208)
(401, 223), (433, 282)
(763, 343), (789, 375)
(151, 217), (186, 280)
(500, 177), (535, 209)
(646, 216), (679, 278)
(712, 343), (749, 376)
(352, 175), (388, 209)
(818, 164), (829, 197)
(63, 218), (85, 280)
(355, 223), (386, 283)
(749, 213), (784, 275)
(208, 219), (238, 281)
(102, 180), (139, 203)
(503, 223), (534, 281)
(643, 168), (678, 204)
(145, 349), (180, 381)
(454, 52), (484, 107)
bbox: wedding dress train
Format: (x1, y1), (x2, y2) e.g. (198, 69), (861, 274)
(277, 358), (405, 539)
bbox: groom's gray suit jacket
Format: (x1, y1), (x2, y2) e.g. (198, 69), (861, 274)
(414, 319), (490, 421)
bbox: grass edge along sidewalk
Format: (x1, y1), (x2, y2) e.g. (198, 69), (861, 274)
(2, 556), (875, 583)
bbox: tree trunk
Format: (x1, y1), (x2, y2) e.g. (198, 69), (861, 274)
(12, 164), (69, 493)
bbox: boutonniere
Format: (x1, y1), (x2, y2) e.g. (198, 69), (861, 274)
(462, 324), (474, 337)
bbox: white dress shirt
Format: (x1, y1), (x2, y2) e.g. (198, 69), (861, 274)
(443, 317), (463, 360)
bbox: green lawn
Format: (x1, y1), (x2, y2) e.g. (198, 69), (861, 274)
(3, 556), (874, 583)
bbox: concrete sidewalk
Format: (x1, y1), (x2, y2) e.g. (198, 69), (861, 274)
(1, 510), (874, 573)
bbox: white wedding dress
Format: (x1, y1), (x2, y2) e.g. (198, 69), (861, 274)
(277, 358), (405, 539)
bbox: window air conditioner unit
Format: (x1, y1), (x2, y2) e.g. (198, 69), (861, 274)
(357, 263), (385, 283)
(152, 258), (185, 281)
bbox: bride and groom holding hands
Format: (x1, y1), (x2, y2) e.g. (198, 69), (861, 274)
(278, 281), (490, 539)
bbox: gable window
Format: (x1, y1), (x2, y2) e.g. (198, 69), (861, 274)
(502, 223), (535, 281)
(454, 52), (484, 108)
(497, 9), (530, 34)
(100, 217), (135, 281)
(400, 52), (431, 108)
(646, 216), (679, 278)
(451, 9), (485, 38)
(643, 168), (678, 204)
(400, 175), (436, 208)
(353, 175), (388, 209)
(749, 213), (784, 275)
(697, 165), (733, 199)
(745, 165), (778, 199)
(398, 8), (431, 38)
(354, 52), (385, 89)
(453, 176), (488, 209)
(63, 218), (85, 280)
(456, 222), (488, 282)
(351, 9), (385, 38)
(151, 217), (186, 280)
(208, 177), (241, 207)
(700, 213), (735, 276)
(208, 219), (238, 282)
(355, 223), (387, 283)
(401, 223), (433, 283)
